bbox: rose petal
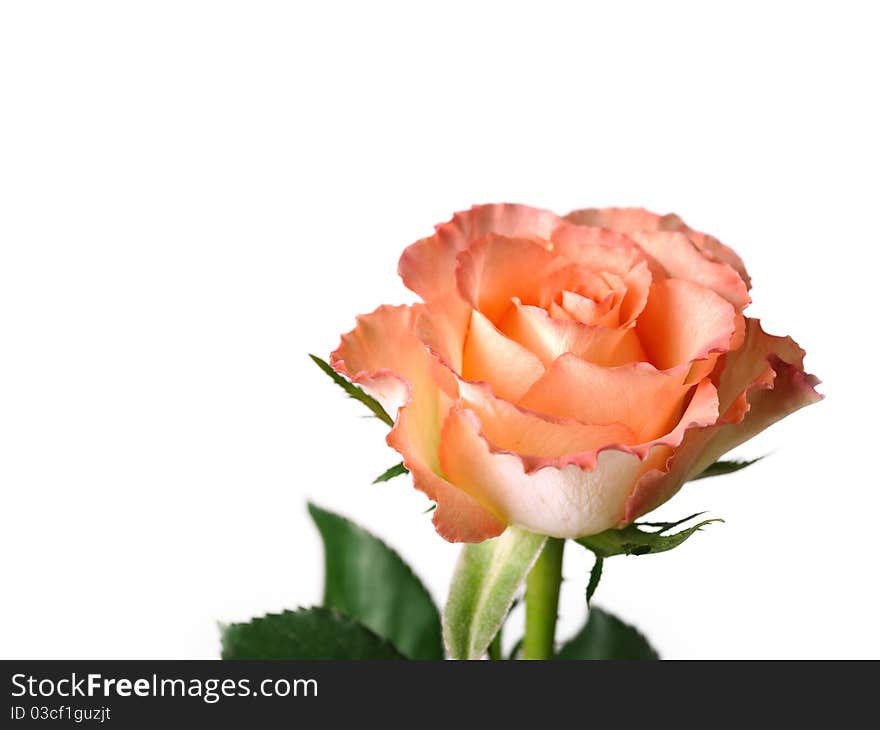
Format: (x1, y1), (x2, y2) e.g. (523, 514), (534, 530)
(559, 289), (617, 327)
(550, 221), (646, 269)
(619, 263), (654, 326)
(455, 234), (573, 323)
(439, 407), (650, 538)
(398, 204), (562, 304)
(684, 230), (751, 289)
(331, 304), (427, 416)
(550, 224), (654, 324)
(549, 301), (574, 320)
(627, 230), (750, 309)
(462, 308), (545, 401)
(564, 206), (751, 287)
(331, 304), (504, 543)
(636, 278), (741, 374)
(715, 318), (809, 415)
(413, 296), (470, 378)
(623, 319), (822, 522)
(519, 353), (692, 442)
(457, 379), (636, 469)
(388, 404), (507, 543)
(437, 378), (717, 538)
(497, 299), (646, 367)
(565, 207), (674, 233)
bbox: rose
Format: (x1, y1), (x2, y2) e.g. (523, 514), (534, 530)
(330, 205), (820, 542)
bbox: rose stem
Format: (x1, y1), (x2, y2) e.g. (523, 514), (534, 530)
(522, 537), (565, 660)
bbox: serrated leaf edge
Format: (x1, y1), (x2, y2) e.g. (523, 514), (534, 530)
(220, 606), (407, 659)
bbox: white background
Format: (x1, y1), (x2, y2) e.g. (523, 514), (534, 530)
(2, 2), (878, 659)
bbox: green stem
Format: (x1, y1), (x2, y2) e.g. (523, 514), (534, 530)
(522, 537), (565, 660)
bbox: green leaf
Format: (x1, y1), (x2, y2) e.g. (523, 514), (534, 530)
(443, 527), (546, 660)
(309, 354), (394, 427)
(691, 457), (763, 481)
(373, 462), (409, 483)
(556, 607), (659, 660)
(575, 513), (722, 558)
(308, 503), (443, 660)
(220, 607), (405, 659)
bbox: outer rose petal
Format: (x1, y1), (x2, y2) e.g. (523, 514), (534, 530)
(388, 405), (506, 543)
(623, 318), (822, 522)
(519, 354), (691, 442)
(684, 230), (751, 289)
(564, 206), (751, 288)
(330, 304), (426, 417)
(398, 204), (562, 304)
(627, 230), (750, 309)
(705, 355), (821, 462)
(439, 407), (652, 538)
(331, 304), (504, 542)
(438, 379), (719, 538)
(565, 206), (676, 233)
(715, 318), (808, 414)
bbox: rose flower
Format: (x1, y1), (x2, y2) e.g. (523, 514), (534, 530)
(330, 205), (821, 542)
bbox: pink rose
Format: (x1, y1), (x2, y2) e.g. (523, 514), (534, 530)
(331, 205), (821, 542)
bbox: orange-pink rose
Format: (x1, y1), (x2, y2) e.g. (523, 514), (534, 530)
(331, 204), (821, 543)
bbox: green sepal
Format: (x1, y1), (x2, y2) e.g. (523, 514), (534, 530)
(585, 555), (604, 605)
(575, 513), (722, 558)
(373, 462), (408, 483)
(309, 354), (394, 427)
(443, 527), (546, 660)
(691, 457), (762, 481)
